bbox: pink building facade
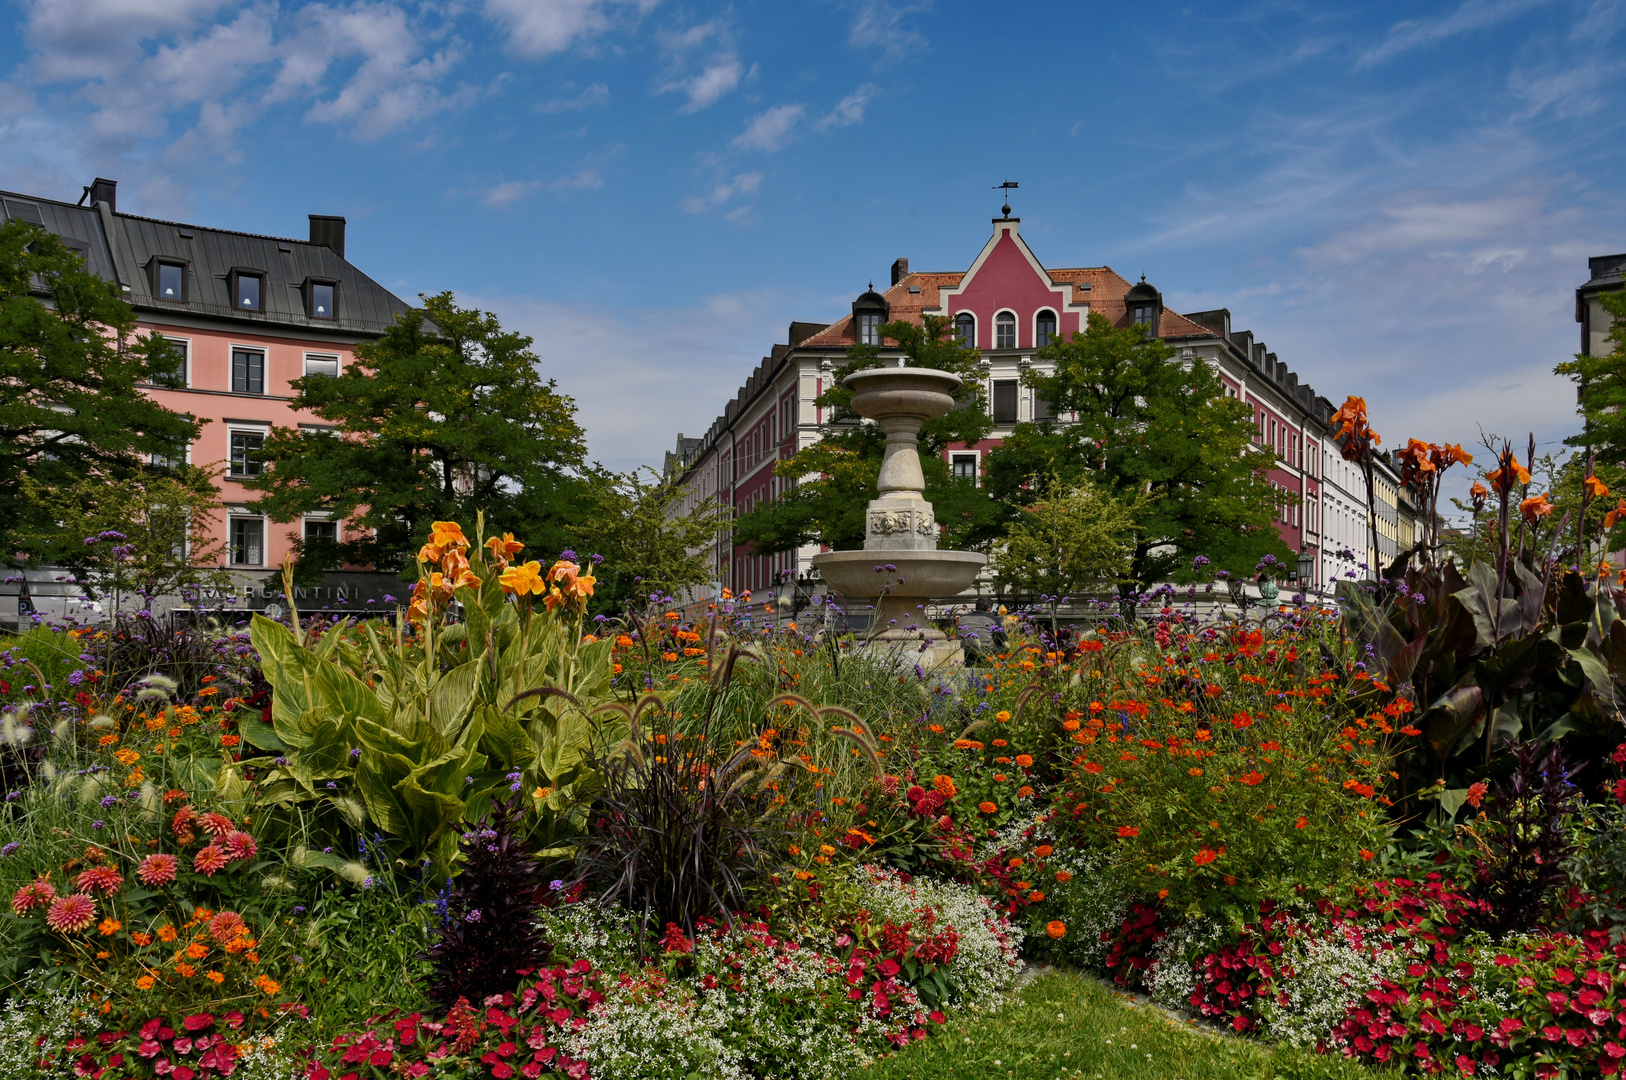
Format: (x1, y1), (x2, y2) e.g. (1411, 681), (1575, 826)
(2, 178), (411, 615)
(669, 214), (1383, 608)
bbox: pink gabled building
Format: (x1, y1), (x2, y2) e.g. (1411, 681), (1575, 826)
(1, 178), (412, 616)
(668, 212), (1365, 608)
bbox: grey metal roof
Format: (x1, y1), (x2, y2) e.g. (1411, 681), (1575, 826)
(0, 187), (411, 337)
(1, 194), (119, 282)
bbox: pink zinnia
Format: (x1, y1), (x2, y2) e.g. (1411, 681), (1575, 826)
(193, 846), (230, 877)
(137, 853), (179, 886)
(199, 812), (235, 837)
(207, 911), (247, 943)
(75, 866), (124, 896)
(11, 880), (57, 915)
(222, 831), (257, 862)
(45, 893), (97, 934)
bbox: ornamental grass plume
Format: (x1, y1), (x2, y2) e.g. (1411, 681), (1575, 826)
(45, 893), (96, 934)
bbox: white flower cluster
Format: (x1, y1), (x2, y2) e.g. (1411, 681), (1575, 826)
(1257, 917), (1407, 1049)
(0, 974), (82, 1078)
(1145, 916), (1229, 1013)
(975, 809), (1048, 864)
(853, 865), (1023, 1009)
(562, 919), (872, 1080)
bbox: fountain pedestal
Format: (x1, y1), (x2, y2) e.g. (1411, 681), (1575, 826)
(811, 366), (986, 670)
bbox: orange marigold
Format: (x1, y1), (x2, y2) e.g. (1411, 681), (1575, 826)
(931, 775), (957, 798)
(977, 801), (998, 814)
(1046, 921), (1067, 939)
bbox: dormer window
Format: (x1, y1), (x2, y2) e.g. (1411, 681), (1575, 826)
(851, 285), (890, 349)
(306, 279), (337, 319)
(230, 270), (264, 311)
(1124, 277), (1163, 337)
(857, 312), (881, 346)
(155, 261), (185, 301)
(1036, 310), (1057, 348)
(995, 311), (1015, 349)
(1132, 305), (1154, 325)
(955, 312), (975, 346)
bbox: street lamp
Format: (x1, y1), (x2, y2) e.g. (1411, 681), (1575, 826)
(1297, 550), (1315, 591)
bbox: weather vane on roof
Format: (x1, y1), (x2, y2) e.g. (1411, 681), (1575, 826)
(994, 180), (1018, 218)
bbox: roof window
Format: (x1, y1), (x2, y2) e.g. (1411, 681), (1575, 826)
(155, 261), (185, 302)
(306, 279), (336, 319)
(232, 270), (263, 312)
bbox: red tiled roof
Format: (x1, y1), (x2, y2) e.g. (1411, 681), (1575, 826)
(799, 272), (967, 347)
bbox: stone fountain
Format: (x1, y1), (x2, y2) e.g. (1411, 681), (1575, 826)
(811, 365), (986, 668)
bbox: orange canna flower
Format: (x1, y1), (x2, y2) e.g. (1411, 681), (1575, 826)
(546, 560), (580, 587)
(1585, 475), (1610, 501)
(1487, 447), (1530, 498)
(1431, 442), (1473, 471)
(417, 542), (444, 565)
(1519, 492), (1554, 524)
(1605, 500), (1626, 530)
(1469, 481), (1489, 513)
(498, 560), (547, 597)
(441, 549), (480, 591)
(1397, 439), (1435, 488)
(484, 532), (524, 564)
(429, 521), (468, 551)
(1329, 396), (1381, 462)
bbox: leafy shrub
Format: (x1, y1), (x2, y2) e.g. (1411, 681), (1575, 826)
(424, 793), (552, 1008)
(1055, 624), (1393, 918)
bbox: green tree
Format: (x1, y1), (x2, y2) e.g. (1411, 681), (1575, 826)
(990, 473), (1144, 631)
(1559, 288), (1626, 465)
(987, 311), (1290, 598)
(734, 314), (997, 554)
(574, 466), (729, 609)
(19, 466), (233, 608)
(245, 293), (588, 569)
(0, 220), (197, 561)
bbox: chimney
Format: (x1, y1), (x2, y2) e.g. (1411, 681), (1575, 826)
(308, 215), (346, 259)
(890, 257), (909, 286)
(87, 178), (117, 211)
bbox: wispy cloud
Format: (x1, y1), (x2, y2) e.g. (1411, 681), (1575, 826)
(680, 171), (762, 213)
(846, 0), (931, 61)
(538, 82), (610, 113)
(732, 104), (804, 152)
(481, 0), (652, 59)
(483, 179), (542, 207)
(1356, 0), (1556, 69)
(656, 19), (747, 113)
(815, 83), (877, 130)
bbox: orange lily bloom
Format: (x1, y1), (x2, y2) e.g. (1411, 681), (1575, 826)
(499, 560), (547, 596)
(1519, 492), (1553, 524)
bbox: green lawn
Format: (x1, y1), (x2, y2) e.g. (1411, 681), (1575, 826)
(857, 970), (1396, 1080)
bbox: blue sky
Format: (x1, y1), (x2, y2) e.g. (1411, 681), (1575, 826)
(3, 0), (1624, 487)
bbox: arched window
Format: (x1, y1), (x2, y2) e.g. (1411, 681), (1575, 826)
(955, 312), (975, 347)
(1035, 310), (1057, 348)
(995, 311), (1016, 349)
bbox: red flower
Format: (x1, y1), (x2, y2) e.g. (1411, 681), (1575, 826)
(1193, 849), (1218, 866)
(12, 879), (57, 915)
(1117, 826), (1139, 838)
(194, 846), (230, 877)
(183, 1013), (214, 1031)
(137, 854), (179, 886)
(1465, 781), (1488, 808)
(45, 894), (96, 933)
(1238, 771), (1266, 786)
(74, 866), (123, 895)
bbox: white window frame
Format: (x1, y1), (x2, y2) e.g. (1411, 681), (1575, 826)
(227, 421), (271, 480)
(302, 351), (341, 379)
(228, 514), (266, 567)
(954, 311), (977, 348)
(159, 335), (192, 389)
(1032, 308), (1058, 349)
(302, 513), (339, 546)
(950, 450), (982, 486)
(994, 309), (1017, 350)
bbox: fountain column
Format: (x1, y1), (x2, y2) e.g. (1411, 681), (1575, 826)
(811, 366), (986, 668)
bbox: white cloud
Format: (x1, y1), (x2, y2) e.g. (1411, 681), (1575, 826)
(551, 168), (603, 191)
(678, 59), (743, 112)
(1356, 0), (1557, 68)
(655, 19), (744, 112)
(538, 82), (610, 112)
(846, 0), (931, 61)
(296, 6), (477, 140)
(483, 179), (542, 207)
(481, 0), (646, 59)
(815, 83), (876, 131)
(680, 171), (761, 213)
(21, 0), (230, 81)
(732, 104), (804, 152)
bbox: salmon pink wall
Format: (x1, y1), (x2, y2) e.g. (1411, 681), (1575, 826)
(136, 317), (359, 572)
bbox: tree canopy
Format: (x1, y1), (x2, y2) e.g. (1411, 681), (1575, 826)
(989, 473), (1143, 606)
(988, 311), (1291, 593)
(573, 466), (729, 608)
(0, 220), (197, 563)
(246, 293), (588, 570)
